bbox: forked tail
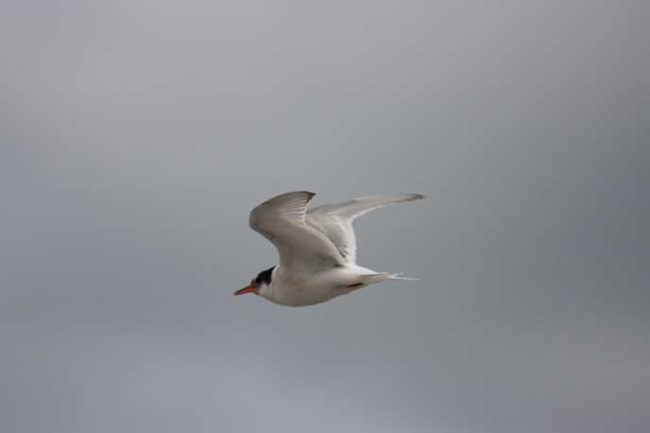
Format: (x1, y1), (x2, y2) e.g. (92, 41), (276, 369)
(359, 272), (418, 286)
(388, 273), (419, 281)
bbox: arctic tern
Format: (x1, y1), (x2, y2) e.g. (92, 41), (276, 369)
(235, 191), (424, 306)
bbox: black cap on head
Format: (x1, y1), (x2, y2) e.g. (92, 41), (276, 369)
(254, 266), (275, 286)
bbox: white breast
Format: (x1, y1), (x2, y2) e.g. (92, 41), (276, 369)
(262, 265), (376, 307)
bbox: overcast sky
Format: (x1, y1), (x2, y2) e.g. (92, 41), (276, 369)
(1, 1), (649, 432)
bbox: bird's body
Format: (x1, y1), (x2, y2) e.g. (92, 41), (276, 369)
(235, 191), (424, 307)
(257, 264), (392, 307)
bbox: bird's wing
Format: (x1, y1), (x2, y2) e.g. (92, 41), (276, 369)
(249, 191), (345, 273)
(306, 193), (425, 264)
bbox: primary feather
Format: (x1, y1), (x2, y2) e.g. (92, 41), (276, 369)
(249, 191), (345, 272)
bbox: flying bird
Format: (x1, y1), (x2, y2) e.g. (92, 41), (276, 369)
(235, 191), (425, 306)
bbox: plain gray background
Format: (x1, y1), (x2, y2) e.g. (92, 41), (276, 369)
(1, 1), (649, 432)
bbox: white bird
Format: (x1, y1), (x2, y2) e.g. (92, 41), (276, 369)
(234, 191), (425, 306)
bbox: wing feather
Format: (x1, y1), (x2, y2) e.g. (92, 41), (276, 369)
(307, 193), (425, 264)
(249, 191), (344, 272)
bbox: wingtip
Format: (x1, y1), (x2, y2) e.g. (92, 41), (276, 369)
(400, 193), (425, 202)
(261, 190), (316, 204)
(290, 190), (316, 198)
(299, 191), (317, 202)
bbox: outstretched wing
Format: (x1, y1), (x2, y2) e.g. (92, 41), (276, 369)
(249, 191), (345, 273)
(307, 193), (425, 264)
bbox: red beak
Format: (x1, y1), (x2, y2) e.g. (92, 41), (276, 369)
(234, 285), (256, 296)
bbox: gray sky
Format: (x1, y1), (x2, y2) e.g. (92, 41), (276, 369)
(1, 1), (649, 432)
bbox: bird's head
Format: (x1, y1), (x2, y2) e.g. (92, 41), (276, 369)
(234, 266), (275, 298)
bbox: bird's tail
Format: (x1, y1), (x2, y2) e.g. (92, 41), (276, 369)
(359, 272), (418, 285)
(387, 272), (419, 281)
